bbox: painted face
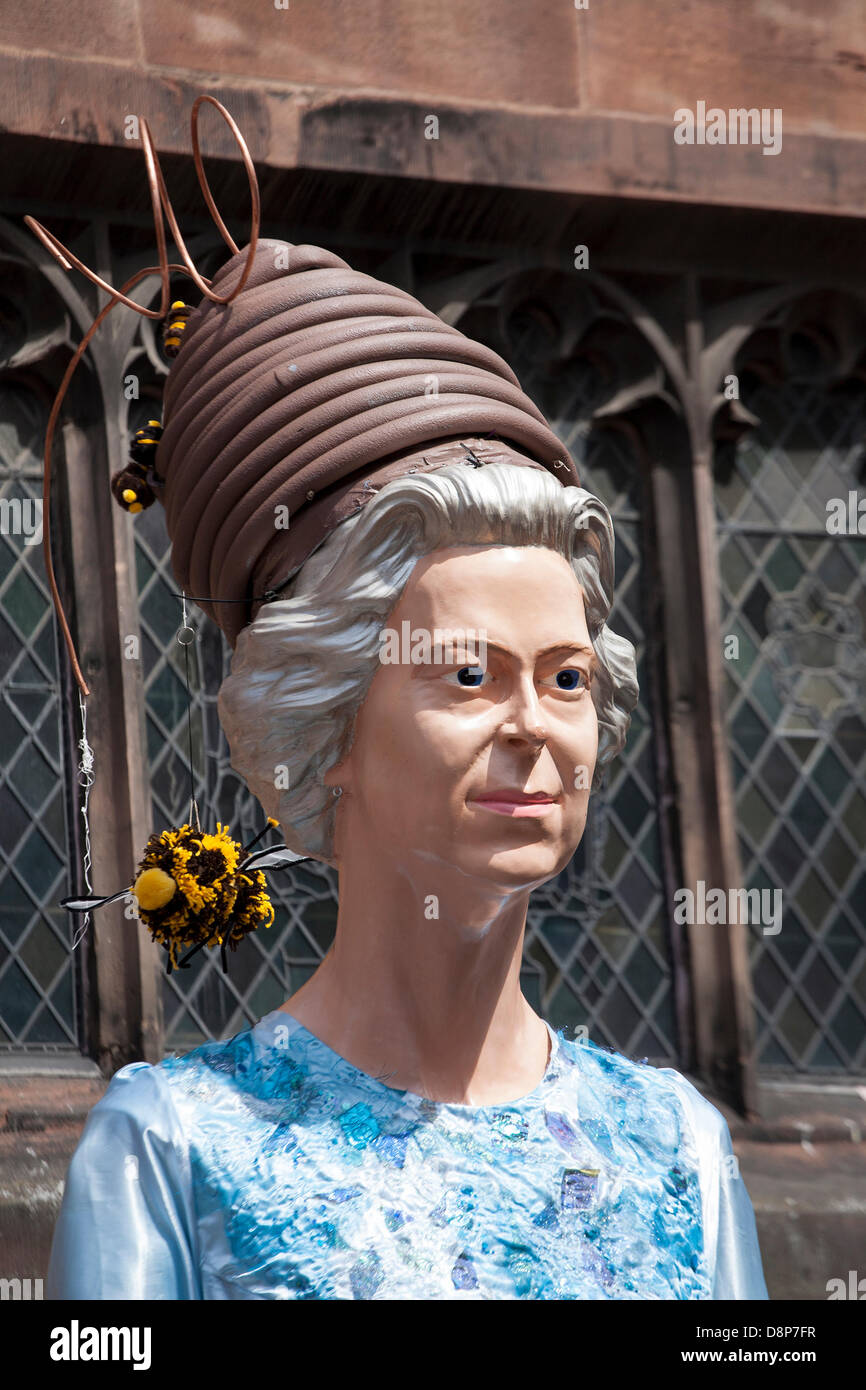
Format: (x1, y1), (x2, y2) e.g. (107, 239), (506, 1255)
(328, 545), (600, 892)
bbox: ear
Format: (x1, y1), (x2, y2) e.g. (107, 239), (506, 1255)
(323, 757), (350, 791)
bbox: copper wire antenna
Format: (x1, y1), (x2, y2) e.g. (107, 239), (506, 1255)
(23, 94), (262, 696)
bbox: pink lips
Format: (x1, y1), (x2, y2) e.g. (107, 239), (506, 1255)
(470, 789), (560, 817)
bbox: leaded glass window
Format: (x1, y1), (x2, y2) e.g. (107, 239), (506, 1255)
(0, 380), (77, 1049)
(716, 368), (866, 1072)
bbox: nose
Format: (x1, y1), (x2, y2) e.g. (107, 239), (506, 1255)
(499, 673), (549, 747)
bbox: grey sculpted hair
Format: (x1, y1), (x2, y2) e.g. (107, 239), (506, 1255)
(218, 460), (639, 863)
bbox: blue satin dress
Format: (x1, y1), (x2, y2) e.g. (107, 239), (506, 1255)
(46, 1010), (768, 1300)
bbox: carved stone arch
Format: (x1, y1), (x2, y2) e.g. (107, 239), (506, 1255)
(704, 283), (866, 455)
(420, 253), (692, 443)
(0, 216), (98, 340)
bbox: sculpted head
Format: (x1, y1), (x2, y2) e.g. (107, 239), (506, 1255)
(218, 459), (639, 893)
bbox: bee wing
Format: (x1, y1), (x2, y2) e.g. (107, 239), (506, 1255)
(242, 844), (314, 873)
(60, 889), (132, 913)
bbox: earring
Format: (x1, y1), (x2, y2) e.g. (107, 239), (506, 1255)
(332, 786), (343, 798)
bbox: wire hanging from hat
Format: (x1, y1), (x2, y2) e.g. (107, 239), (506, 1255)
(178, 592), (202, 835)
(70, 688), (95, 951)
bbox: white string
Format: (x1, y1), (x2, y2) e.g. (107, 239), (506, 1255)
(180, 591), (201, 832)
(71, 689), (95, 950)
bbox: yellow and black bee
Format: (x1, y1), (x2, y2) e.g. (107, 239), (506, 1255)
(110, 420), (164, 514)
(162, 299), (192, 359)
(62, 819), (311, 974)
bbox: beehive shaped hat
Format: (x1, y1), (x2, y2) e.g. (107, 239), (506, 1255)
(153, 237), (579, 644)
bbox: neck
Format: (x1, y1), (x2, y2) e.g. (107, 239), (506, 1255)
(279, 839), (549, 1105)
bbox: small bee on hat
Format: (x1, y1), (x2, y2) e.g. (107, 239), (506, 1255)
(110, 300), (194, 514)
(162, 299), (193, 359)
(110, 420), (164, 513)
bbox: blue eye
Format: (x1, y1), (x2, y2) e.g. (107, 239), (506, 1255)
(454, 665), (486, 687)
(544, 668), (587, 691)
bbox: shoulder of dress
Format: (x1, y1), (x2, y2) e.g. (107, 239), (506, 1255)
(649, 1062), (730, 1144)
(145, 1027), (269, 1113)
(79, 1059), (183, 1145)
(91, 1039), (248, 1143)
(101, 1058), (164, 1097)
(555, 1034), (729, 1135)
(97, 1029), (250, 1104)
(555, 1033), (673, 1088)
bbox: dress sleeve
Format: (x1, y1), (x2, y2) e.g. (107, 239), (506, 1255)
(46, 1061), (202, 1301)
(663, 1070), (769, 1301)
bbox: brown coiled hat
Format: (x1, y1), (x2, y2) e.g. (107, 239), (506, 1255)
(154, 238), (579, 644)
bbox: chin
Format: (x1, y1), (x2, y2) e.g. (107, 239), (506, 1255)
(453, 841), (577, 892)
